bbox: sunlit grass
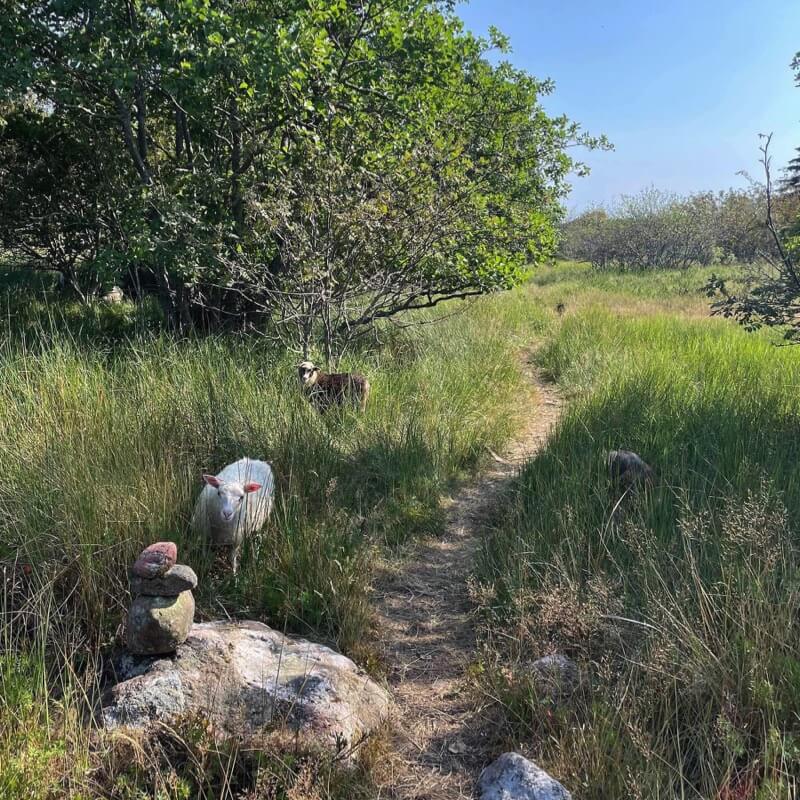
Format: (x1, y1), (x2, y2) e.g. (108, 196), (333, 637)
(0, 285), (547, 798)
(477, 284), (800, 798)
(5, 258), (796, 798)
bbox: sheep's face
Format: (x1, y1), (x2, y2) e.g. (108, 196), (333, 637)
(297, 361), (319, 387)
(203, 475), (262, 523)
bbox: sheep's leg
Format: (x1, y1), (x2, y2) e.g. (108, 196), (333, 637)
(229, 546), (240, 575)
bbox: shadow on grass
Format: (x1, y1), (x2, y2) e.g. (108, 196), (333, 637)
(481, 369), (800, 611)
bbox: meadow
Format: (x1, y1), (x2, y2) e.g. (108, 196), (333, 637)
(0, 277), (546, 798)
(476, 263), (800, 799)
(2, 261), (799, 798)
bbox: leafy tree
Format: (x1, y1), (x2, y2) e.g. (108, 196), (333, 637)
(0, 99), (119, 298)
(780, 51), (800, 192)
(782, 147), (800, 192)
(1, 0), (603, 352)
(230, 22), (596, 359)
(561, 189), (718, 271)
(708, 134), (800, 342)
(560, 184), (798, 272)
(558, 207), (613, 268)
(713, 188), (771, 263)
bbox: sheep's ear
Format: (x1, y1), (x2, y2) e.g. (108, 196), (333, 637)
(243, 482), (262, 493)
(203, 474), (222, 488)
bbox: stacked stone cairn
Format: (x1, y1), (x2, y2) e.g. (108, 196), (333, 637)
(126, 542), (197, 655)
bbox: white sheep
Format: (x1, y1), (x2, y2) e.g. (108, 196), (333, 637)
(191, 457), (275, 573)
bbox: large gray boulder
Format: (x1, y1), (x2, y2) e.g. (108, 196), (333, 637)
(103, 620), (391, 756)
(479, 753), (572, 800)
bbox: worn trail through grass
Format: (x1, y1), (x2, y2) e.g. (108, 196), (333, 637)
(372, 354), (563, 799)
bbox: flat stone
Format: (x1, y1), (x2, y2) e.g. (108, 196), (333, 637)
(129, 564), (198, 597)
(103, 620), (391, 757)
(479, 753), (572, 800)
(126, 590), (194, 654)
(132, 542), (177, 579)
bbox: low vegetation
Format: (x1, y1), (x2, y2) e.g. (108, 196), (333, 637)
(7, 258), (800, 798)
(0, 279), (545, 798)
(475, 264), (800, 799)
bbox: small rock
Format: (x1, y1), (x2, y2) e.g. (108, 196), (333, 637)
(126, 590), (194, 654)
(530, 655), (580, 705)
(479, 753), (571, 800)
(132, 542), (177, 579)
(129, 564), (198, 597)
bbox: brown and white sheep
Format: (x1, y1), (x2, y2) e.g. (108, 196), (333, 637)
(297, 361), (370, 412)
(102, 286), (125, 304)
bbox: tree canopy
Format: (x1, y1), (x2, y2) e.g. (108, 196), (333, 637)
(0, 0), (603, 356)
(781, 51), (800, 192)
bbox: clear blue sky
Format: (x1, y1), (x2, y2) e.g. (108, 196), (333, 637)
(456, 0), (800, 213)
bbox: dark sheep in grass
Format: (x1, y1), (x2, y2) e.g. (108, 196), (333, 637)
(297, 361), (371, 413)
(607, 449), (655, 494)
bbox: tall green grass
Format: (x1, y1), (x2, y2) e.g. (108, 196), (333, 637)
(477, 304), (800, 798)
(531, 260), (746, 323)
(5, 258), (790, 798)
(534, 260), (741, 298)
(0, 288), (547, 798)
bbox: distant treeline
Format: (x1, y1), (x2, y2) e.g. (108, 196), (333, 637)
(560, 187), (800, 270)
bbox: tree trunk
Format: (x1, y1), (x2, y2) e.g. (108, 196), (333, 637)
(229, 96), (244, 236)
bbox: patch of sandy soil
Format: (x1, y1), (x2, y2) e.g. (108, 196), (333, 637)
(372, 355), (563, 799)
